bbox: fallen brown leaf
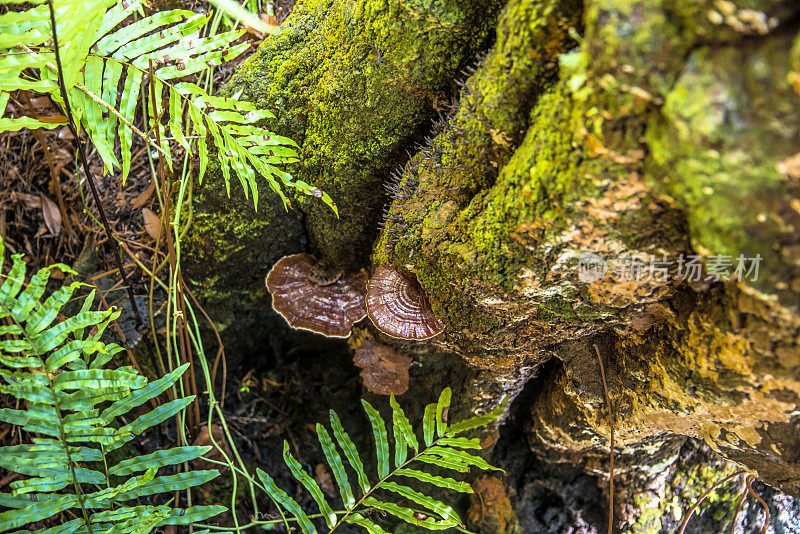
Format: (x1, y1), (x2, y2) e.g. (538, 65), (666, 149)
(776, 152), (800, 179)
(40, 194), (61, 235)
(315, 464), (336, 497)
(131, 181), (156, 209)
(192, 424), (232, 472)
(141, 207), (162, 241)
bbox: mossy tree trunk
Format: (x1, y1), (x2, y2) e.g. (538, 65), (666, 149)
(186, 0), (800, 528)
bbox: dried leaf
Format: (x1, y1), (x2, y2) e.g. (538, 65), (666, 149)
(142, 207), (162, 241)
(353, 341), (412, 396)
(57, 126), (74, 140)
(40, 194), (61, 235)
(131, 181), (156, 209)
(314, 464), (336, 497)
(262, 13), (279, 31)
(192, 424), (231, 472)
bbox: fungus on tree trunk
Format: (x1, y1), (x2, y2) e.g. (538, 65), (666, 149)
(366, 265), (445, 340)
(353, 340), (413, 395)
(265, 253), (368, 338)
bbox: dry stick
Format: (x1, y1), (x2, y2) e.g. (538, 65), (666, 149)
(45, 0), (165, 388)
(594, 344), (615, 534)
(147, 60), (200, 431)
(746, 475), (771, 534)
(728, 476), (750, 534)
(676, 470), (748, 534)
(47, 3), (142, 331)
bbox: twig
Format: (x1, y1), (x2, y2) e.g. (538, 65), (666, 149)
(729, 476), (749, 534)
(46, 0), (143, 332)
(677, 470), (747, 534)
(594, 344), (615, 534)
(746, 475), (770, 534)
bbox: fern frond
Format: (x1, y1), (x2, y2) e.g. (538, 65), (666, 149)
(0, 0), (335, 212)
(261, 387), (509, 533)
(0, 237), (224, 532)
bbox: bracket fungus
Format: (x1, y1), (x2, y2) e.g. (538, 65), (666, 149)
(353, 341), (413, 395)
(265, 253), (368, 338)
(366, 265), (445, 340)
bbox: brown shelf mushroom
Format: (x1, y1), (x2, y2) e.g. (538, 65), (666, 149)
(366, 265), (445, 340)
(353, 341), (413, 395)
(266, 253), (368, 338)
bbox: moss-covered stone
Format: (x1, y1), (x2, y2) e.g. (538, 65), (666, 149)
(183, 159), (307, 358)
(223, 0), (505, 270)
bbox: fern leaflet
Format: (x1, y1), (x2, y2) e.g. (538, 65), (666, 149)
(258, 388), (508, 534)
(0, 237), (225, 533)
(0, 0), (336, 213)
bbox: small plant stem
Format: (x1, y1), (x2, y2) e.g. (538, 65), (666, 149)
(148, 59), (200, 432)
(594, 345), (614, 534)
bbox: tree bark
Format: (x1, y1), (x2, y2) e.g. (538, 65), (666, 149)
(186, 0), (800, 528)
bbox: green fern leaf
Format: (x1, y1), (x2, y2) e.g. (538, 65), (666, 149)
(316, 423), (355, 508)
(436, 437), (482, 449)
(380, 481), (461, 524)
(361, 400), (390, 479)
(422, 403), (436, 447)
(344, 513), (390, 534)
(413, 455), (469, 473)
(95, 9), (194, 55)
(115, 470), (218, 500)
(0, 493), (78, 532)
(330, 410), (370, 494)
(361, 497), (458, 530)
(394, 468), (473, 494)
(435, 387), (451, 437)
(445, 396), (509, 437)
(109, 446), (212, 476)
(101, 362), (189, 421)
(155, 505), (228, 526)
(0, 116), (66, 131)
(281, 441), (337, 528)
(421, 446), (502, 472)
(108, 396), (194, 449)
(119, 68), (143, 183)
(53, 369), (146, 391)
(256, 468), (318, 534)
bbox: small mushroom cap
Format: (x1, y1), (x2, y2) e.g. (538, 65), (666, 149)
(353, 341), (413, 395)
(366, 265), (445, 340)
(266, 253), (368, 338)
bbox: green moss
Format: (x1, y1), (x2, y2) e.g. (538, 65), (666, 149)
(645, 32), (800, 305)
(624, 459), (742, 534)
(373, 0), (710, 362)
(225, 0), (505, 269)
(183, 159), (307, 359)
